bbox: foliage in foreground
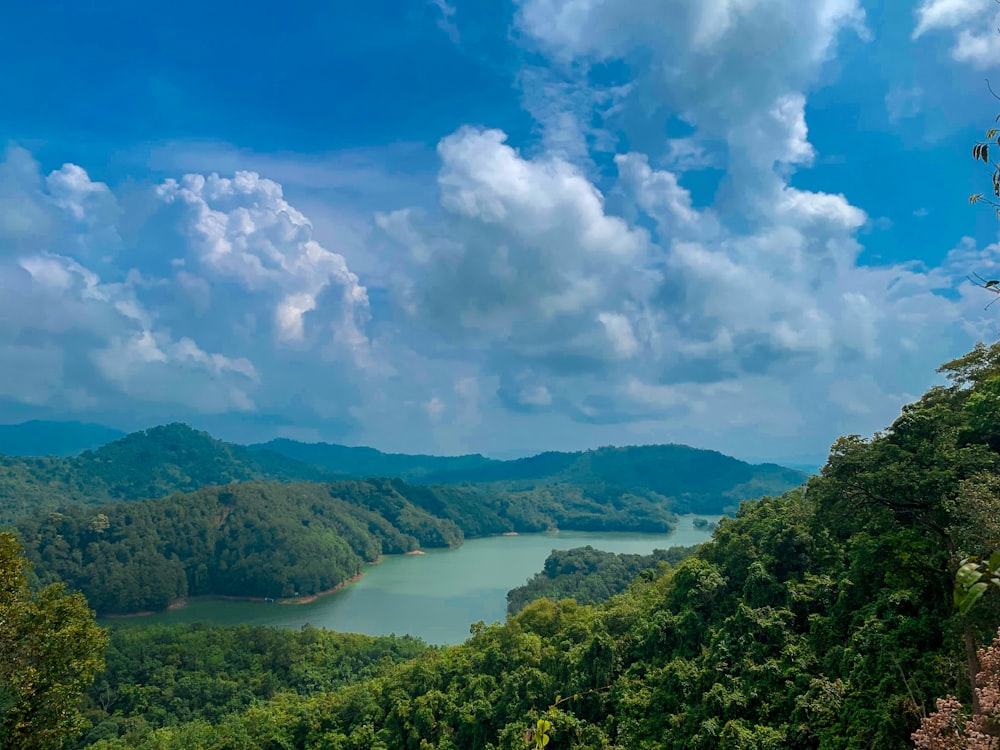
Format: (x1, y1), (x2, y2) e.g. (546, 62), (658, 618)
(912, 627), (1000, 748)
(0, 532), (107, 750)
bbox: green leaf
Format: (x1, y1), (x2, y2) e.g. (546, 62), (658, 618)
(956, 561), (984, 589)
(988, 550), (1000, 573)
(959, 582), (989, 614)
(984, 144), (990, 163)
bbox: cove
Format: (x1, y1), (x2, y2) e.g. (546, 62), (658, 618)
(116, 514), (722, 645)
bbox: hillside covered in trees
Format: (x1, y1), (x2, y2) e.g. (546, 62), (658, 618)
(0, 423), (331, 523)
(16, 481), (464, 614)
(11, 344), (1000, 745)
(40, 341), (1000, 749)
(0, 423), (807, 524)
(505, 544), (700, 615)
(13, 473), (696, 615)
(256, 439), (806, 514)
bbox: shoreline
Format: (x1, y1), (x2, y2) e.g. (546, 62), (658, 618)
(102, 569), (370, 619)
(100, 518), (713, 621)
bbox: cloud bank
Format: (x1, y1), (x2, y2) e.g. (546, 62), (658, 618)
(0, 0), (997, 464)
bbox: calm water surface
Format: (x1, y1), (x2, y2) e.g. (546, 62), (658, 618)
(118, 514), (722, 645)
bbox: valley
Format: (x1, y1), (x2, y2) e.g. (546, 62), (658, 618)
(107, 517), (721, 645)
(5, 344), (1000, 748)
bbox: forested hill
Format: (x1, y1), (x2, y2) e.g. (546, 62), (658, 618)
(505, 544), (701, 615)
(0, 423), (807, 523)
(18, 480), (464, 614)
(254, 439), (808, 511)
(16, 474), (689, 615)
(0, 423), (332, 522)
(250, 437), (497, 480)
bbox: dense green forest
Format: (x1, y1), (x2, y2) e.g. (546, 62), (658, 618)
(39, 341), (998, 748)
(257, 439), (807, 514)
(505, 544), (700, 615)
(11, 343), (1000, 747)
(15, 481), (464, 614)
(76, 624), (428, 748)
(13, 476), (691, 615)
(0, 423), (331, 523)
(0, 422), (806, 524)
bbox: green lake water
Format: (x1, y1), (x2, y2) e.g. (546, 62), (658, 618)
(113, 514), (722, 645)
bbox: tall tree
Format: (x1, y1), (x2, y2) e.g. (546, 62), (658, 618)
(0, 532), (107, 749)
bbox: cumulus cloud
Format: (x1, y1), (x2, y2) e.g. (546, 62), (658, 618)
(373, 108), (984, 456)
(0, 150), (384, 434)
(0, 156), (261, 417)
(516, 0), (867, 167)
(0, 0), (994, 463)
(366, 0), (988, 461)
(913, 0), (1000, 68)
(377, 126), (651, 371)
(156, 171), (371, 362)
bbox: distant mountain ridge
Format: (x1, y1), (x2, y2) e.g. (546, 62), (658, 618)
(250, 438), (497, 479)
(0, 421), (809, 524)
(0, 420), (125, 457)
(252, 438), (808, 512)
(0, 423), (331, 522)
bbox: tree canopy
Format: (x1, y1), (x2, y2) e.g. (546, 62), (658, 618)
(0, 532), (107, 749)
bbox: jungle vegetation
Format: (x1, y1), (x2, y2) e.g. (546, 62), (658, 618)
(3, 341), (999, 748)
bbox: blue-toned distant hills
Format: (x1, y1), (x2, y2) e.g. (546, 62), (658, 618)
(0, 420), (126, 457)
(0, 421), (808, 524)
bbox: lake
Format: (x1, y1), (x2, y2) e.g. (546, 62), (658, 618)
(114, 514), (723, 645)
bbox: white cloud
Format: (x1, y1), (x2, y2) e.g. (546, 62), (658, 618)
(518, 384), (553, 407)
(914, 0), (984, 37)
(516, 0), (867, 167)
(0, 147), (53, 245)
(379, 126), (652, 372)
(156, 171), (372, 363)
(430, 0), (460, 42)
(365, 0), (991, 461)
(598, 311), (640, 359)
(46, 164), (114, 222)
(0, 0), (994, 464)
(913, 0), (1000, 68)
(664, 137), (716, 171)
(425, 396), (445, 421)
(0, 150), (387, 434)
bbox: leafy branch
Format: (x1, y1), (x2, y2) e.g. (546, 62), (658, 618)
(954, 550), (1000, 614)
(524, 686), (613, 748)
(969, 98), (1000, 216)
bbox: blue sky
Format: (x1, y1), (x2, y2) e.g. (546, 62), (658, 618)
(2, 0), (1000, 467)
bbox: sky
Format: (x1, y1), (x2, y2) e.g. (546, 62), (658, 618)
(2, 0), (1000, 467)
